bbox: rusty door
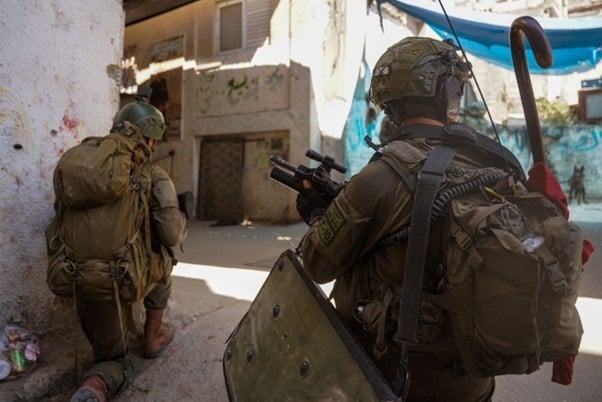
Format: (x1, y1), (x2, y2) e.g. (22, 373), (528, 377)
(197, 138), (244, 223)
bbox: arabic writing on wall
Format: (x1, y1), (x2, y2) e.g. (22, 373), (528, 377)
(195, 65), (288, 117)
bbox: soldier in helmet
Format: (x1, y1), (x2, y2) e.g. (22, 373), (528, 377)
(297, 37), (495, 401)
(63, 100), (188, 401)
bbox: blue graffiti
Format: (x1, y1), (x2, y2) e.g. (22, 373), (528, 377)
(344, 101), (602, 194)
(570, 130), (600, 152)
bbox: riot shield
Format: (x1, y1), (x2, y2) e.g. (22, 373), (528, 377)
(223, 249), (396, 402)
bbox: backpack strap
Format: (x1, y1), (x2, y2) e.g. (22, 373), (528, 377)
(393, 144), (457, 398)
(392, 123), (526, 181)
(378, 157), (417, 193)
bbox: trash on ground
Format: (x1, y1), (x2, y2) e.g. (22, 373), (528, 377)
(0, 324), (40, 381)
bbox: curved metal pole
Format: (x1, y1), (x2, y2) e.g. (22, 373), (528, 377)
(510, 16), (553, 166)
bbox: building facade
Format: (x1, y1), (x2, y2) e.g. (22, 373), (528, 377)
(122, 0), (369, 224)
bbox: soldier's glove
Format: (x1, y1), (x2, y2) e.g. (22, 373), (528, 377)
(296, 189), (331, 225)
(177, 191), (194, 220)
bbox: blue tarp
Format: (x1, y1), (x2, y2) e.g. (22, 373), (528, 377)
(384, 0), (602, 75)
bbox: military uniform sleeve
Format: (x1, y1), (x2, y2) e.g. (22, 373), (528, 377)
(301, 190), (370, 283)
(301, 159), (403, 283)
(301, 158), (414, 285)
(150, 165), (188, 248)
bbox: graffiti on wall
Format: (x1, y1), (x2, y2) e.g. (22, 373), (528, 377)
(195, 65), (289, 117)
(344, 109), (602, 199)
(150, 35), (184, 63)
(498, 124), (602, 196)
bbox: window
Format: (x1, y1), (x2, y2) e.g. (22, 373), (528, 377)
(217, 0), (244, 53)
(578, 89), (602, 123)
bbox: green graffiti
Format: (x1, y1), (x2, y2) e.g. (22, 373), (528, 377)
(227, 75), (248, 96)
(266, 67), (284, 91)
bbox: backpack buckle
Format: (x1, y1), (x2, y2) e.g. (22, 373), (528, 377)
(62, 260), (79, 279)
(451, 227), (472, 250)
(545, 260), (567, 292)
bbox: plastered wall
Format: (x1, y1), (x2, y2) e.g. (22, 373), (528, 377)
(122, 0), (369, 223)
(0, 1), (124, 332)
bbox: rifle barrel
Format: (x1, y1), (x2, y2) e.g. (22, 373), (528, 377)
(270, 166), (305, 194)
(269, 155), (297, 172)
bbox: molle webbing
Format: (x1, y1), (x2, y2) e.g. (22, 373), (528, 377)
(389, 123), (525, 181)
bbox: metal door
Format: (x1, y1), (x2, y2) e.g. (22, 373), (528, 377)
(198, 138), (244, 223)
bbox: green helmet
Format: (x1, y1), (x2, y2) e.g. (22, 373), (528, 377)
(113, 101), (166, 140)
(370, 37), (471, 119)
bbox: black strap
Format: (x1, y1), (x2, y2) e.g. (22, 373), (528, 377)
(394, 144), (457, 398)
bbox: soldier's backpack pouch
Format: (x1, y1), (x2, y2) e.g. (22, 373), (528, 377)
(45, 191), (157, 304)
(424, 185), (584, 377)
(45, 123), (156, 304)
(52, 129), (145, 208)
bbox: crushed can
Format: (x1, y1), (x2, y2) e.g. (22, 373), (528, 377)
(9, 348), (26, 373)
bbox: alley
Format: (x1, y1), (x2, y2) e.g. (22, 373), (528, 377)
(4, 204), (600, 402)
(109, 203), (602, 402)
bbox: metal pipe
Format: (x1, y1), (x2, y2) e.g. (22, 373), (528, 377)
(510, 16), (553, 166)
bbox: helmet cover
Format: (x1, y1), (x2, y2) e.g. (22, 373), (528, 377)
(370, 37), (471, 109)
(114, 101), (166, 141)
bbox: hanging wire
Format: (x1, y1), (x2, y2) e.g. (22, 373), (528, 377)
(437, 1), (502, 144)
(378, 170), (507, 246)
(436, 0), (517, 177)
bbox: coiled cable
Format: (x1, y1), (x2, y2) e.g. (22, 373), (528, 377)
(378, 170), (508, 247)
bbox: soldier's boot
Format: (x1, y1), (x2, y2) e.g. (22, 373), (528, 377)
(143, 308), (175, 359)
(71, 375), (108, 402)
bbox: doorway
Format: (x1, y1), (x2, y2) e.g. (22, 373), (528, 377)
(197, 137), (244, 224)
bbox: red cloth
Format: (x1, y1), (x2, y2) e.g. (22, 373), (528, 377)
(526, 163), (569, 219)
(526, 162), (596, 385)
(551, 355), (575, 385)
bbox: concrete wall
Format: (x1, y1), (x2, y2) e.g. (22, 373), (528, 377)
(499, 124), (602, 198)
(344, 5), (602, 184)
(123, 1), (306, 223)
(0, 1), (124, 331)
(123, 0), (369, 223)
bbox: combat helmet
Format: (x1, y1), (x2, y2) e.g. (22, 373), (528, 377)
(113, 101), (166, 141)
(370, 37), (471, 122)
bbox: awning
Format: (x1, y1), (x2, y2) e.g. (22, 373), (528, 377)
(383, 0), (602, 75)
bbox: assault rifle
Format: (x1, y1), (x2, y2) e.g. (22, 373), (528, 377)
(269, 150), (347, 199)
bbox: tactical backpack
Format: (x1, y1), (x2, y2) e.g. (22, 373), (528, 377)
(427, 183), (583, 376)
(45, 122), (159, 304)
(380, 124), (583, 387)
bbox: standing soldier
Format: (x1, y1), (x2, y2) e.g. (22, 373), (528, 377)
(296, 37), (496, 401)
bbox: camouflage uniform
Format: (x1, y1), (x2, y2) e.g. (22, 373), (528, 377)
(301, 134), (495, 401)
(76, 164), (187, 397)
